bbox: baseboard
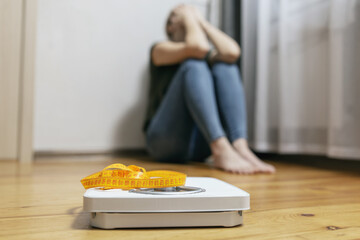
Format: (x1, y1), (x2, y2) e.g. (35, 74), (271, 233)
(34, 148), (148, 158)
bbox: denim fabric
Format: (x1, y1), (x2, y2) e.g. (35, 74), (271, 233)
(146, 59), (247, 163)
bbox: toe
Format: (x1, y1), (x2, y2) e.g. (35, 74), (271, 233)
(263, 163), (275, 173)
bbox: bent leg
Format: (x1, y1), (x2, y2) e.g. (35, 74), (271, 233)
(182, 60), (225, 142)
(146, 59), (224, 162)
(212, 62), (247, 142)
(147, 60), (254, 173)
(212, 62), (275, 173)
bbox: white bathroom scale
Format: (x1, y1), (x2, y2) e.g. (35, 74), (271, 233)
(83, 177), (250, 228)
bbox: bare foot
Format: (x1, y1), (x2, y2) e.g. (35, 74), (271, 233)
(210, 137), (255, 174)
(233, 139), (275, 173)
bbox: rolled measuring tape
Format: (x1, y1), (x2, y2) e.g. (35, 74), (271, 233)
(80, 163), (187, 190)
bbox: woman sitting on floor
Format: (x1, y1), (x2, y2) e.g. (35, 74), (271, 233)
(144, 5), (275, 174)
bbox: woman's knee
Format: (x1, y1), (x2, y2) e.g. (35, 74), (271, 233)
(181, 59), (209, 72)
(174, 58), (215, 95)
(212, 62), (240, 76)
(180, 59), (213, 86)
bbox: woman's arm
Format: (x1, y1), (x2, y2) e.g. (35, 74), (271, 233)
(194, 8), (241, 63)
(182, 6), (210, 57)
(152, 6), (210, 66)
(151, 41), (194, 66)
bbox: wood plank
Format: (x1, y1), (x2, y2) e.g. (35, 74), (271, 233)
(0, 157), (360, 239)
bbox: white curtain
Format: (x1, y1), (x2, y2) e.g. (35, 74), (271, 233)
(244, 0), (360, 159)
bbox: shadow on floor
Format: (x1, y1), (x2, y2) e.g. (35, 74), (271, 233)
(111, 150), (360, 176)
(256, 152), (360, 175)
(68, 207), (92, 230)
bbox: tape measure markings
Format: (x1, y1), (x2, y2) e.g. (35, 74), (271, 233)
(81, 164), (186, 190)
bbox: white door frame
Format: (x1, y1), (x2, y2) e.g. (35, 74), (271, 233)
(18, 0), (37, 163)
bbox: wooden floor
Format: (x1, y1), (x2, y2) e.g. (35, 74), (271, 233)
(1, 155), (360, 240)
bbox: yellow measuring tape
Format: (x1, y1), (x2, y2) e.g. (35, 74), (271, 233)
(81, 163), (187, 190)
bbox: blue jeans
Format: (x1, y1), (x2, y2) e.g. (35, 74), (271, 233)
(146, 59), (247, 163)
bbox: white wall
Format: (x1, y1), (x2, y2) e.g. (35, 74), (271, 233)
(34, 0), (212, 152)
(0, 0), (22, 159)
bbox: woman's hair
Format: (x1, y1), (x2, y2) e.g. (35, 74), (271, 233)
(165, 12), (174, 40)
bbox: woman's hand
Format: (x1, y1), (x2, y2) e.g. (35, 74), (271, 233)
(172, 5), (196, 25)
(152, 5), (209, 66)
(190, 6), (241, 63)
(191, 6), (206, 24)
